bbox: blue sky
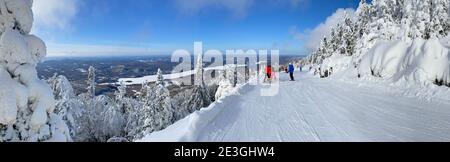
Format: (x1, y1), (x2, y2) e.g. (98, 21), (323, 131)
(32, 0), (362, 56)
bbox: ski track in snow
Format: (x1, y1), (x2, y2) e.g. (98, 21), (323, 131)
(195, 72), (450, 142)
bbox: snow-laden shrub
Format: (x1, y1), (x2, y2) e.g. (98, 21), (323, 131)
(75, 93), (126, 142)
(358, 38), (450, 86)
(0, 0), (71, 142)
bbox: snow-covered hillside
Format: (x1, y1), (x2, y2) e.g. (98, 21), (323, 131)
(139, 71), (450, 142)
(0, 0), (71, 142)
(303, 0), (450, 87)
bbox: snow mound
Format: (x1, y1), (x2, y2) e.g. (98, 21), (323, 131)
(358, 39), (450, 86)
(215, 78), (233, 100)
(358, 40), (410, 78)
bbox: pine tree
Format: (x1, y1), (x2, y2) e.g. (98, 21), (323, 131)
(355, 0), (371, 38)
(215, 69), (234, 100)
(430, 0), (450, 38)
(416, 0), (432, 39)
(75, 66), (128, 141)
(371, 0), (399, 40)
(194, 54), (206, 87)
(87, 66), (96, 98)
(401, 0), (417, 39)
(114, 81), (128, 114)
(393, 0), (405, 24)
(329, 28), (338, 54)
(184, 54), (212, 113)
(343, 16), (357, 56)
(149, 68), (174, 131)
(48, 74), (83, 139)
(115, 81), (127, 103)
(126, 68), (175, 139)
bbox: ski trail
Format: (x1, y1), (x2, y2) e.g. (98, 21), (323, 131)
(194, 71), (450, 142)
(141, 71), (450, 142)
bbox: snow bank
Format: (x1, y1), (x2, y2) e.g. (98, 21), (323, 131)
(358, 39), (450, 86)
(402, 39), (450, 85)
(358, 40), (410, 78)
(137, 83), (248, 142)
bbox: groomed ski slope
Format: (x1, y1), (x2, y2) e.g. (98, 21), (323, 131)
(139, 71), (450, 142)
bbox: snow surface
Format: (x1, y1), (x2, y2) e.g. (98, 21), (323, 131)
(139, 71), (450, 142)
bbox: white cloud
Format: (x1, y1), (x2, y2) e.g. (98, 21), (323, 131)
(289, 26), (308, 41)
(46, 43), (168, 57)
(32, 0), (79, 32)
(299, 8), (355, 52)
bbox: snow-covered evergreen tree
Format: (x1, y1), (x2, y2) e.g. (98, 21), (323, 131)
(0, 0), (71, 142)
(126, 68), (175, 140)
(355, 0), (371, 37)
(343, 16), (357, 56)
(370, 0), (400, 40)
(353, 0), (375, 65)
(114, 81), (135, 115)
(185, 54), (212, 112)
(75, 67), (127, 141)
(215, 69), (234, 100)
(146, 68), (174, 132)
(430, 0), (450, 38)
(306, 0), (450, 65)
(97, 95), (125, 141)
(124, 79), (152, 139)
(47, 74), (83, 138)
(115, 81), (127, 102)
(87, 66), (96, 98)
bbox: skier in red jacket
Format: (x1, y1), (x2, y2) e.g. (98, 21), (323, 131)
(266, 65), (272, 82)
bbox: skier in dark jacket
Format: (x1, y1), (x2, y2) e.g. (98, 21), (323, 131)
(288, 63), (295, 81)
